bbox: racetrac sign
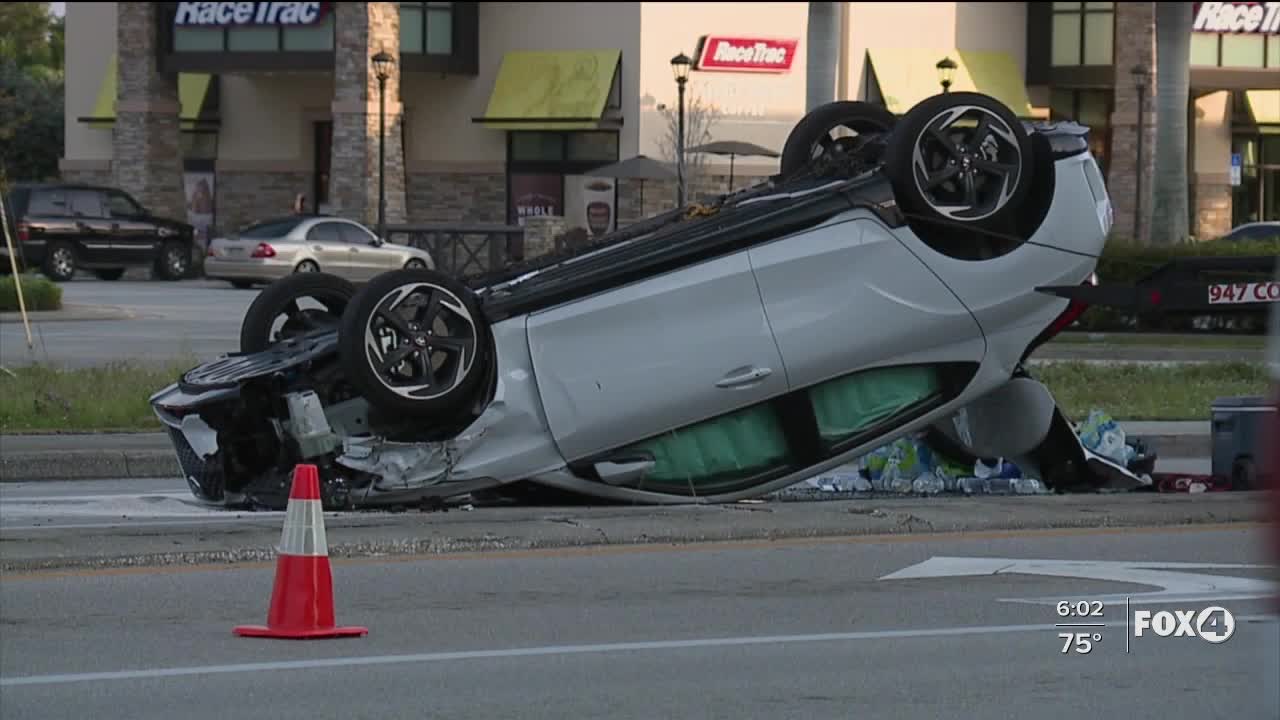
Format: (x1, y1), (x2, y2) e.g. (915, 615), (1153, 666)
(174, 2), (331, 27)
(1192, 2), (1280, 33)
(693, 36), (799, 73)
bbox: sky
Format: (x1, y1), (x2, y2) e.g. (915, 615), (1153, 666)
(51, 2), (65, 17)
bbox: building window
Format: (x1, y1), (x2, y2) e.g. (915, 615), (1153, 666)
(1192, 32), (1278, 68)
(1050, 88), (1112, 177)
(400, 2), (453, 55)
(507, 131), (621, 238)
(1051, 2), (1114, 67)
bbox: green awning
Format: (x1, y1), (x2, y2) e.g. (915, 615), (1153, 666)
(473, 49), (623, 131)
(864, 48), (1034, 118)
(1246, 90), (1280, 126)
(78, 53), (219, 130)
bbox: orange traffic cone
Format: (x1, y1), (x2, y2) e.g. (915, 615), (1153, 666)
(234, 464), (368, 639)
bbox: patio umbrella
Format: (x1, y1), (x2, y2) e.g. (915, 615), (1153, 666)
(686, 140), (780, 190)
(587, 154), (677, 217)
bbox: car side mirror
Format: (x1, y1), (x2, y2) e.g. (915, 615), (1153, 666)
(370, 238), (384, 247)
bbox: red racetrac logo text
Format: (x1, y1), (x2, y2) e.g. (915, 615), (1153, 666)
(1192, 2), (1280, 33)
(693, 36), (799, 73)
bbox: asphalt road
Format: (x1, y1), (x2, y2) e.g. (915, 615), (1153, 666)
(1, 279), (253, 368)
(2, 526), (1278, 719)
(1, 279), (1268, 368)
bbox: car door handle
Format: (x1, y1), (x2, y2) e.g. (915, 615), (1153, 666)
(349, 247), (360, 253)
(716, 366), (773, 388)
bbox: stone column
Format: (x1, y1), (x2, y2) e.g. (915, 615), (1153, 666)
(1107, 1), (1156, 245)
(329, 2), (408, 230)
(113, 2), (185, 221)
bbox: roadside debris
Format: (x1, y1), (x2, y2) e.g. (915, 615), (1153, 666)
(775, 409), (1164, 501)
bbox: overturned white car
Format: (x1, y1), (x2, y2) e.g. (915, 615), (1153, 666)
(151, 91), (1143, 510)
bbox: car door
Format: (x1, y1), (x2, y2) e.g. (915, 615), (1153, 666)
(336, 221), (393, 280)
(65, 189), (115, 264)
(102, 190), (156, 262)
(303, 221), (352, 278)
(525, 250), (790, 463)
(747, 215), (986, 391)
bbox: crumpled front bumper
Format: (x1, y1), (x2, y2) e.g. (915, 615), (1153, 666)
(150, 382), (240, 504)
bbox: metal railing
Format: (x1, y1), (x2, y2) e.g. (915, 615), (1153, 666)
(385, 223), (525, 278)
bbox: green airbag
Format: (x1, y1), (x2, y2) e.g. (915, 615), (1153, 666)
(631, 403), (790, 487)
(810, 365), (940, 441)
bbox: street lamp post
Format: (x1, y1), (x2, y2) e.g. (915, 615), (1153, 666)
(1131, 63), (1150, 244)
(936, 56), (957, 94)
(371, 50), (395, 241)
(671, 52), (692, 207)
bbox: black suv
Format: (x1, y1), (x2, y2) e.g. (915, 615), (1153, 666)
(3, 183), (196, 282)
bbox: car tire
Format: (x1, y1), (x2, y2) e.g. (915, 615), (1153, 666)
(780, 101), (897, 178)
(155, 241), (192, 281)
(42, 241), (77, 282)
(338, 268), (490, 418)
(404, 259), (428, 270)
(295, 260), (320, 274)
(885, 91), (1034, 234)
(240, 272), (358, 353)
(93, 268), (126, 281)
(1232, 457), (1257, 491)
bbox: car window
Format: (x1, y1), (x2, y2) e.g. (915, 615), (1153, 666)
(337, 222), (376, 245)
(26, 189), (67, 216)
(67, 190), (105, 218)
(104, 191), (142, 218)
(306, 222), (344, 243)
(240, 217), (305, 238)
(1246, 225), (1280, 242)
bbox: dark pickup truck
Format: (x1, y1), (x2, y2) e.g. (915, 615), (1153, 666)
(3, 183), (196, 282)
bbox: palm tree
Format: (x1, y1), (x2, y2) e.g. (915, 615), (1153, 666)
(1149, 1), (1192, 246)
(805, 2), (841, 111)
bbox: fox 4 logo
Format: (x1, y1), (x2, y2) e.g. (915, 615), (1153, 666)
(1133, 607), (1236, 644)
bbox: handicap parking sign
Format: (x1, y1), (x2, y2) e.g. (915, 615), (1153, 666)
(1230, 153), (1242, 187)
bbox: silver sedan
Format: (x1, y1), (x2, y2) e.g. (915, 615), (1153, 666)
(203, 215), (435, 288)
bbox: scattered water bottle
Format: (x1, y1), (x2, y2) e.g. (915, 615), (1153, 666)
(1012, 478), (1047, 495)
(958, 477), (988, 495)
(1188, 482), (1208, 494)
(890, 472), (915, 494)
(987, 477), (1014, 495)
(974, 458), (998, 479)
(912, 472), (944, 495)
(852, 476), (873, 493)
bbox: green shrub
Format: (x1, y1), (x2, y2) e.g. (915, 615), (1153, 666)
(0, 273), (63, 312)
(1074, 238), (1279, 334)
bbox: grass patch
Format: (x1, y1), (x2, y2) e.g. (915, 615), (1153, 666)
(0, 273), (63, 312)
(0, 359), (1270, 433)
(1050, 333), (1267, 350)
(0, 358), (197, 433)
(1036, 361), (1270, 421)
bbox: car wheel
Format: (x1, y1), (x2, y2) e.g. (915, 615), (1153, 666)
(231, 280), (255, 290)
(93, 268), (126, 281)
(156, 241), (192, 281)
(240, 272), (358, 353)
(338, 268), (490, 418)
(1232, 457), (1257, 491)
(42, 241), (77, 282)
(295, 260), (320, 274)
(404, 258), (428, 270)
(885, 91), (1034, 233)
(779, 101), (897, 178)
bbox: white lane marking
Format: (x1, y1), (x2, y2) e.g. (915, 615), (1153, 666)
(0, 517), (289, 532)
(6, 617), (1274, 688)
(880, 557), (1280, 605)
(0, 623), (1074, 687)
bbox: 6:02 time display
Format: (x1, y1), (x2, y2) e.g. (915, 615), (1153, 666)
(1056, 600), (1104, 617)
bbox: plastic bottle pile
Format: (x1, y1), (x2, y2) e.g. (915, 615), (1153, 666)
(774, 408), (1145, 501)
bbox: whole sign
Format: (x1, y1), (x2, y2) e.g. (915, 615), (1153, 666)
(693, 36), (799, 73)
(174, 2), (331, 27)
(1192, 2), (1280, 33)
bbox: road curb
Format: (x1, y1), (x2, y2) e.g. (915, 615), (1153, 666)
(0, 303), (138, 324)
(1, 450), (179, 482)
(0, 433), (1210, 482)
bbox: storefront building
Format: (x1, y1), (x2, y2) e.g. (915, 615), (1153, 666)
(60, 2), (1280, 245)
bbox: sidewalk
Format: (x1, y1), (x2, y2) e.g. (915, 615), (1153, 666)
(0, 422), (1211, 483)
